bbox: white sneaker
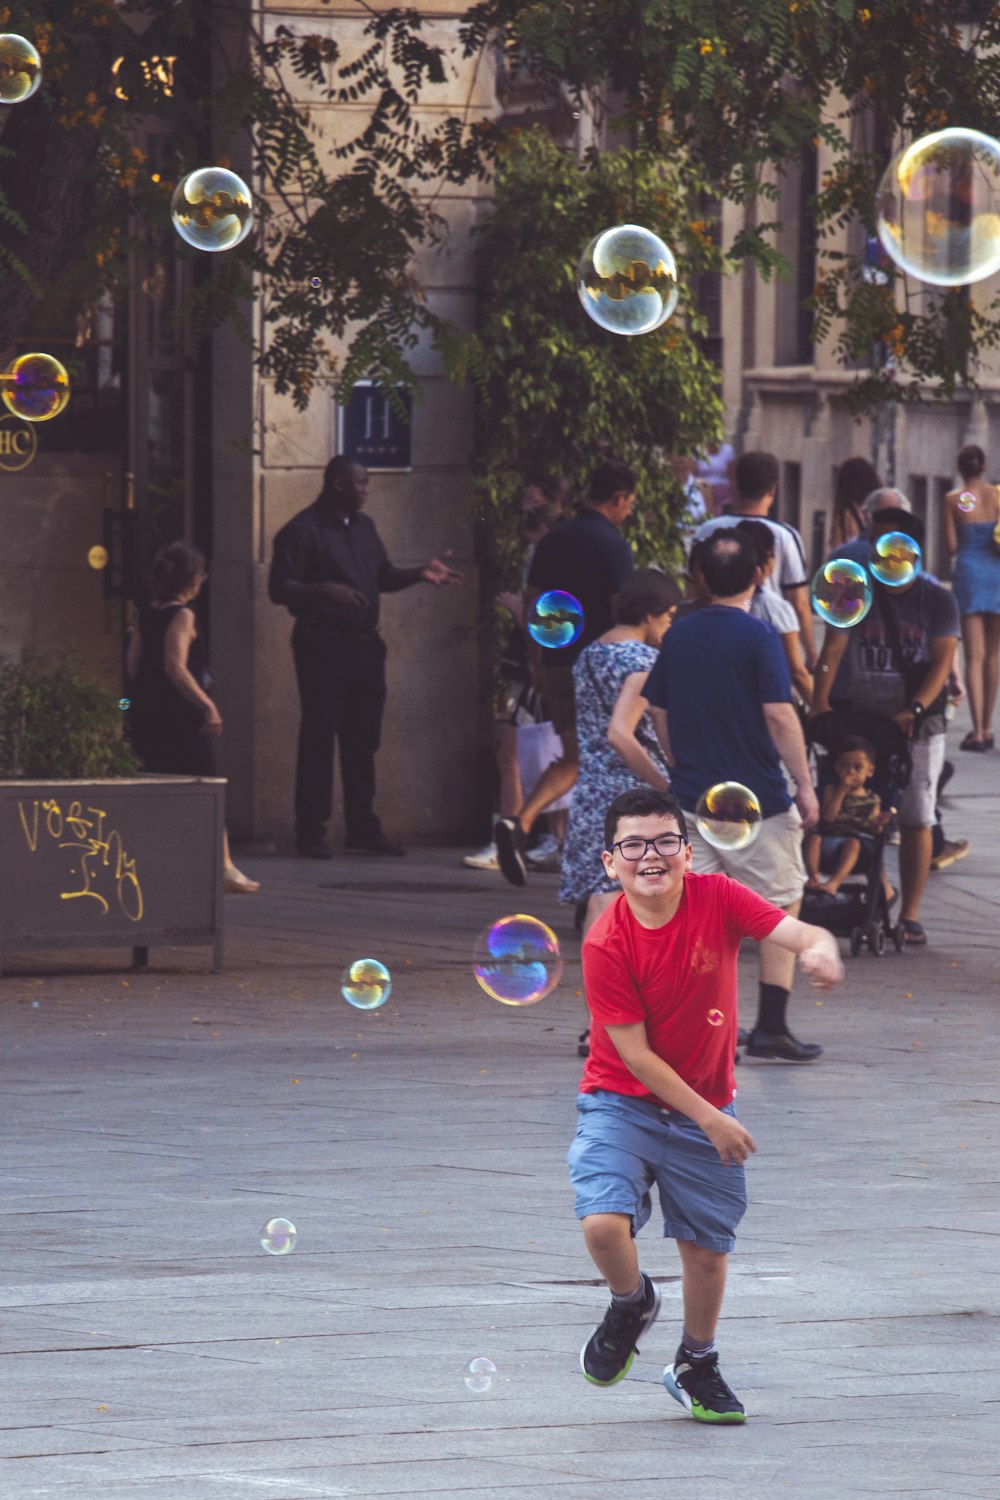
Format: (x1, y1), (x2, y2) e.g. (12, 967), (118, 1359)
(526, 833), (562, 871)
(463, 841), (499, 870)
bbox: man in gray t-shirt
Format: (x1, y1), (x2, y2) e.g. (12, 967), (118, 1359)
(811, 557), (959, 946)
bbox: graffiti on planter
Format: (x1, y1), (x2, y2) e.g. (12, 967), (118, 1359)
(17, 799), (144, 922)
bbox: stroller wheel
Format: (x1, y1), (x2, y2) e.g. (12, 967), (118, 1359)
(867, 922), (886, 956)
(891, 923), (905, 953)
(849, 926), (863, 957)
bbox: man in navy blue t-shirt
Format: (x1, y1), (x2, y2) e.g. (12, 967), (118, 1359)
(643, 528), (823, 1062)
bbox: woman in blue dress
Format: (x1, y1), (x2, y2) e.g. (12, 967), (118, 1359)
(946, 445), (1000, 751)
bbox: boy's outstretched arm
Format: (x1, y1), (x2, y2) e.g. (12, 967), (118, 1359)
(765, 916), (844, 990)
(604, 1023), (757, 1167)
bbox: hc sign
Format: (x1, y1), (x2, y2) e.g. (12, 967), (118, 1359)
(0, 414), (38, 472)
(338, 381), (412, 471)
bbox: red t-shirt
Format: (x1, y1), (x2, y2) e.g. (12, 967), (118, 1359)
(580, 873), (785, 1110)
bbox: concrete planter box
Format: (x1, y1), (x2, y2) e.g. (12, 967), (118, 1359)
(0, 776), (225, 974)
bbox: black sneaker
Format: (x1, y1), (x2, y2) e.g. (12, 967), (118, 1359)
(344, 832), (407, 856)
(580, 1273), (661, 1386)
(296, 836), (332, 860)
(577, 1027), (590, 1058)
(745, 1028), (822, 1062)
(494, 817), (528, 887)
(663, 1346), (746, 1424)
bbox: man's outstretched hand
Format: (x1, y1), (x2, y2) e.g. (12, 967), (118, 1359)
(422, 550), (463, 586)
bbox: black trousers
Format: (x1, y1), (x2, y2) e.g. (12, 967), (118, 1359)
(292, 628), (387, 842)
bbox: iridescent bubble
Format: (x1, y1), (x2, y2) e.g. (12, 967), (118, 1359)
(707, 1008), (725, 1027)
(117, 697), (130, 712)
(0, 35), (42, 103)
(870, 531), (921, 589)
(464, 1356), (497, 1393)
(473, 915), (562, 1006)
(957, 490), (977, 513)
(1, 353), (70, 422)
(171, 168), (254, 253)
(527, 590), (585, 650)
(309, 276), (322, 289)
(876, 128), (1000, 287)
(341, 958), (391, 1011)
(577, 224), (679, 336)
(810, 558), (873, 628)
(260, 1217), (297, 1255)
(694, 782), (762, 852)
(88, 546), (109, 570)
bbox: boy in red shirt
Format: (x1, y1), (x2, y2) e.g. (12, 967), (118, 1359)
(570, 787), (842, 1422)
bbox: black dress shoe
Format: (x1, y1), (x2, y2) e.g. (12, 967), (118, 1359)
(296, 837), (332, 859)
(746, 1029), (823, 1062)
(494, 817), (527, 887)
(344, 832), (407, 856)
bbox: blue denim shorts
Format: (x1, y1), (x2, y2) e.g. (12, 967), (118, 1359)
(567, 1090), (748, 1253)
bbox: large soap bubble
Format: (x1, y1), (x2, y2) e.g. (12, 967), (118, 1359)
(694, 782), (762, 852)
(527, 590), (585, 649)
(0, 35), (42, 103)
(473, 914), (562, 1006)
(810, 558), (873, 628)
(876, 128), (1000, 287)
(171, 168), (254, 252)
(869, 531), (922, 589)
(1, 353), (70, 422)
(577, 224), (678, 335)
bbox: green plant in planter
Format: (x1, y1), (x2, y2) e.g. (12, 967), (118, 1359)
(0, 655), (140, 780)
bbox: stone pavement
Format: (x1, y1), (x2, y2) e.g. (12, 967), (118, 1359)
(1, 726), (999, 1500)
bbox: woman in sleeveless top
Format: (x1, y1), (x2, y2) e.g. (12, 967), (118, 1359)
(945, 444), (1000, 750)
(126, 540), (260, 893)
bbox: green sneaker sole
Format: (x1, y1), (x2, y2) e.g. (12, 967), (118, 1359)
(690, 1402), (747, 1424)
(580, 1347), (635, 1386)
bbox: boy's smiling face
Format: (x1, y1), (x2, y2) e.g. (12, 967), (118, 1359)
(602, 813), (692, 910)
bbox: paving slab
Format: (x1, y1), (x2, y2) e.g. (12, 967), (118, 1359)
(1, 718), (998, 1498)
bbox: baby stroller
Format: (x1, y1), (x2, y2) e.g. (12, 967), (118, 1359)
(801, 709), (911, 957)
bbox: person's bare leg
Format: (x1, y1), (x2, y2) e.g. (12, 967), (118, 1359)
(983, 615), (1000, 737)
(802, 832), (823, 887)
(582, 1212), (641, 1295)
(516, 731), (579, 833)
(223, 829), (260, 892)
(961, 614), (986, 739)
(496, 723), (522, 820)
(548, 806), (568, 845)
(899, 825), (932, 924)
(759, 897), (800, 990)
(677, 1238), (728, 1343)
(817, 837), (860, 895)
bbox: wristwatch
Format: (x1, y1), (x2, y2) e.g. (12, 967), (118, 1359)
(908, 700), (926, 720)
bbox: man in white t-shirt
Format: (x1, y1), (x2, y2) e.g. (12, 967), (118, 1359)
(694, 452), (815, 668)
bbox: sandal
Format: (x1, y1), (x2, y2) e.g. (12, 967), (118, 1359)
(985, 734), (995, 750)
(901, 919), (926, 946)
(959, 733), (987, 751)
(224, 866), (261, 894)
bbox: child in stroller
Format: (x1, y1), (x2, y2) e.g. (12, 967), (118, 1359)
(802, 711), (911, 956)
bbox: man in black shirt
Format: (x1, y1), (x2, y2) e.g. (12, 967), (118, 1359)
(269, 457), (461, 857)
(494, 458), (637, 886)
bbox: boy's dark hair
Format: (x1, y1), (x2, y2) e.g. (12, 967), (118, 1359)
(150, 539), (207, 602)
(735, 450), (779, 504)
(735, 517), (775, 567)
(604, 788), (689, 849)
(614, 567), (683, 624)
(957, 444), (986, 481)
(699, 527), (758, 597)
(835, 735), (877, 764)
(589, 458), (638, 506)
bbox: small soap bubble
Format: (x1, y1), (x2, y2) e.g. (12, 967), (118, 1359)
(171, 167), (254, 253)
(88, 545), (109, 570)
(0, 34), (42, 103)
(464, 1356), (497, 1393)
(870, 530), (921, 588)
(1, 353), (70, 422)
(957, 490), (977, 513)
(695, 782), (762, 852)
(578, 223), (678, 335)
(341, 958), (391, 1011)
(309, 276), (322, 289)
(707, 1008), (725, 1027)
(876, 128), (1000, 287)
(473, 915), (563, 1005)
(810, 558), (873, 628)
(527, 590), (585, 649)
(117, 697), (130, 712)
(260, 1217), (297, 1255)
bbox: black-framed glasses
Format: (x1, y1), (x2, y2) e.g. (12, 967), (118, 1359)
(612, 834), (687, 861)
